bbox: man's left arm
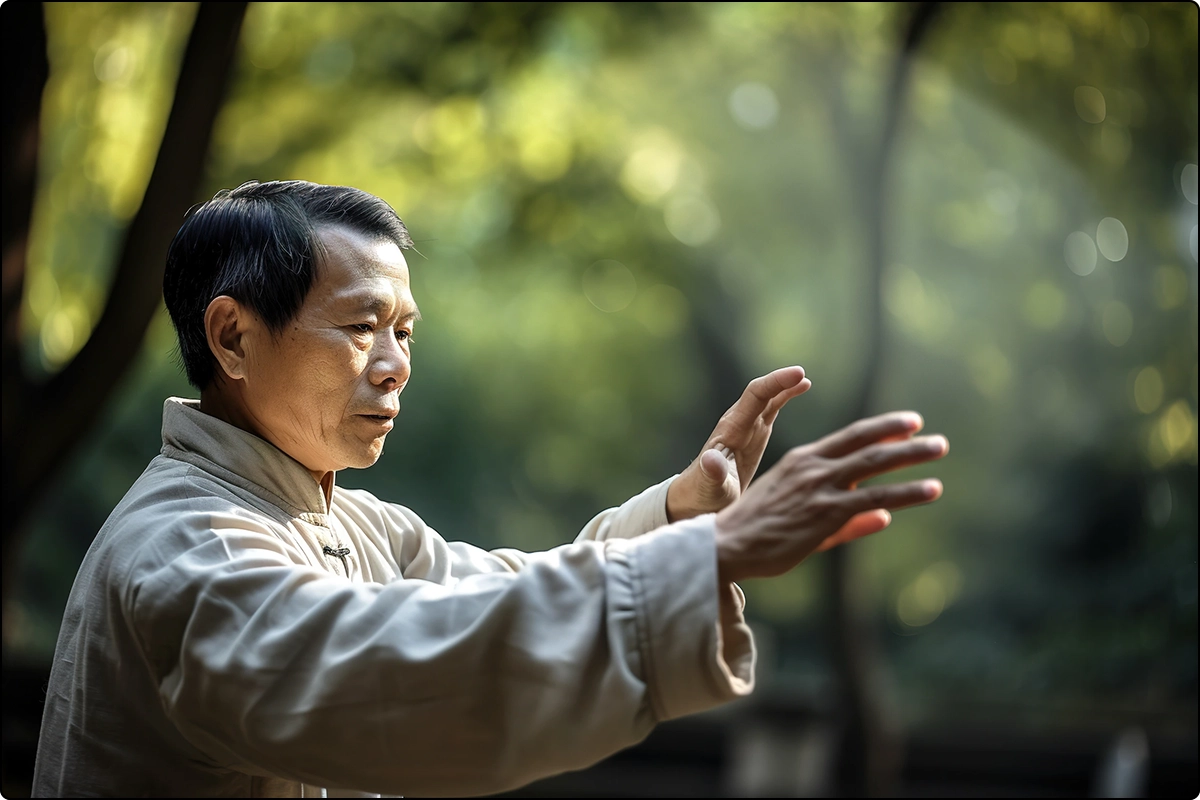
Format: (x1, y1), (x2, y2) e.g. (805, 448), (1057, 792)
(367, 367), (818, 579)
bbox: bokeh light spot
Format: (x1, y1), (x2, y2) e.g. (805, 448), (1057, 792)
(1133, 366), (1164, 414)
(897, 562), (963, 629)
(664, 193), (721, 246)
(1155, 401), (1197, 462)
(620, 134), (683, 203)
(1074, 86), (1106, 124)
(583, 260), (637, 313)
(728, 82), (779, 130)
(1180, 164), (1198, 205)
(94, 41), (134, 84)
(40, 310), (77, 367)
(1064, 231), (1097, 275)
(519, 131), (573, 182)
(39, 299), (92, 369)
(1096, 217), (1129, 261)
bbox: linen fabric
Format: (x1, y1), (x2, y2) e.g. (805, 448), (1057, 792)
(32, 398), (755, 798)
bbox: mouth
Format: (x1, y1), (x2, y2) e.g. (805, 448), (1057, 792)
(357, 412), (397, 430)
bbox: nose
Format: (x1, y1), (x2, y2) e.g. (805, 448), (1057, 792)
(367, 330), (411, 390)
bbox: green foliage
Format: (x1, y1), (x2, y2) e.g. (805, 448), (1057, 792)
(11, 1), (1197, 734)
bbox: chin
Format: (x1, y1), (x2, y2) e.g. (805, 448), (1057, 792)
(343, 446), (385, 470)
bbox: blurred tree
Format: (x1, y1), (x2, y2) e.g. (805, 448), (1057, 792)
(820, 5), (943, 796)
(0, 1), (248, 619)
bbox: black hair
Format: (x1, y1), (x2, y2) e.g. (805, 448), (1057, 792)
(163, 180), (414, 389)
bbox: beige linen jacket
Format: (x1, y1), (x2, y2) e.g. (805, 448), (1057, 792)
(32, 398), (755, 798)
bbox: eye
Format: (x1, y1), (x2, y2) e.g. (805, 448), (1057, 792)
(396, 329), (413, 343)
(350, 324), (373, 334)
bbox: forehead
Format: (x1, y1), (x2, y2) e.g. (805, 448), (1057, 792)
(311, 225), (414, 308)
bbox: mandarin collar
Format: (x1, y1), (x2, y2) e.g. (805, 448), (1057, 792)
(159, 397), (332, 518)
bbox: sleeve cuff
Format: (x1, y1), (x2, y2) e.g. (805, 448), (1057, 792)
(579, 476), (676, 544)
(617, 514), (755, 721)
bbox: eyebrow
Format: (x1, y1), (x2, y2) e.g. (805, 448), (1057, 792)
(348, 296), (422, 323)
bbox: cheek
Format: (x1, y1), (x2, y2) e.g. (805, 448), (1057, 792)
(260, 335), (361, 419)
(298, 342), (370, 423)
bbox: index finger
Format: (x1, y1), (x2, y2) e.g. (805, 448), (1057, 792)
(812, 411), (924, 458)
(726, 366), (808, 426)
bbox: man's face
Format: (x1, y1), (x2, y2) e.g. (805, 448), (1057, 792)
(240, 225), (418, 477)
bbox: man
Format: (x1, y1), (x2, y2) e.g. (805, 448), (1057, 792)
(32, 180), (947, 797)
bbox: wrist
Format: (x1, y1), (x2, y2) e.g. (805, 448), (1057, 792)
(666, 474), (698, 523)
(714, 511), (740, 585)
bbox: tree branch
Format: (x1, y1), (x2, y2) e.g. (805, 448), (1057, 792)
(6, 2), (249, 574)
(2, 1), (48, 478)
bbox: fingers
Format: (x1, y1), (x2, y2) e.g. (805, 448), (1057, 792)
(762, 377), (812, 425)
(727, 367), (809, 426)
(746, 366), (806, 404)
(816, 509), (891, 552)
(843, 478), (943, 516)
(831, 435), (949, 487)
(812, 411), (924, 458)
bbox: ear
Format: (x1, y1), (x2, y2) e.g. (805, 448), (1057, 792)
(204, 296), (252, 382)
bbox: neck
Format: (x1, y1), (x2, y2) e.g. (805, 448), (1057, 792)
(199, 385), (335, 503)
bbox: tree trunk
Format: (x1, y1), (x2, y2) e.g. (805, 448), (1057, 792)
(2, 0), (51, 645)
(1, 2), (249, 625)
(824, 4), (942, 797)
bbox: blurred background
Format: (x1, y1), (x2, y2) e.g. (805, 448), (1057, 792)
(2, 2), (1196, 797)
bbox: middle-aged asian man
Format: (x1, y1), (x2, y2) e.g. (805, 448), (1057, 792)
(32, 180), (949, 798)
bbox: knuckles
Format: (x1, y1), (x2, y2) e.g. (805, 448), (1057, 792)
(783, 444), (812, 467)
(862, 445), (890, 469)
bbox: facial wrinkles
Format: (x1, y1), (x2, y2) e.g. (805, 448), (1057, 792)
(258, 227), (413, 475)
(265, 318), (342, 470)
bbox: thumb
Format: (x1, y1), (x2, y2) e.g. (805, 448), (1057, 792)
(699, 448), (729, 485)
(816, 509), (892, 552)
(696, 450), (729, 494)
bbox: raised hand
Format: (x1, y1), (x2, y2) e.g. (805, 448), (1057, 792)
(666, 366), (812, 522)
(713, 411), (948, 582)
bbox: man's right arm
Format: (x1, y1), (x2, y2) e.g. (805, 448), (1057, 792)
(130, 506), (749, 798)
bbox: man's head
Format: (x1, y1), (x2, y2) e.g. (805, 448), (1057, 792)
(164, 180), (419, 479)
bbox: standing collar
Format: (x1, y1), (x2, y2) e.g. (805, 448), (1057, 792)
(160, 397), (332, 517)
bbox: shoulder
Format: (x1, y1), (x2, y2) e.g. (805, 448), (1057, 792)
(71, 457), (298, 668)
(96, 456), (296, 597)
(110, 455), (284, 545)
(330, 485), (426, 533)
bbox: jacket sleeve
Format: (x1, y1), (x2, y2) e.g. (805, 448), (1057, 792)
(129, 505), (755, 798)
(371, 476), (677, 581)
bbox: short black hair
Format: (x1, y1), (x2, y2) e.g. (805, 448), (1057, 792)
(163, 180), (414, 389)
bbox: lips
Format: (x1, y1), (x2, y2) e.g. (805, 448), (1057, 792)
(358, 411), (397, 421)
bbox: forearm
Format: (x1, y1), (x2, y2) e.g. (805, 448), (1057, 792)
(143, 519), (750, 796)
